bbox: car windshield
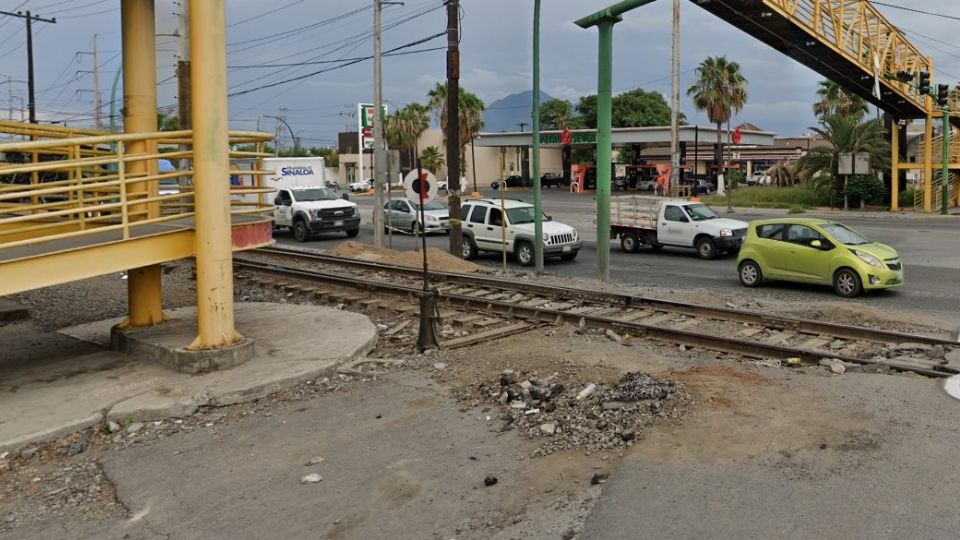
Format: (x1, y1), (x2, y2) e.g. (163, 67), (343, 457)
(505, 206), (540, 224)
(820, 223), (872, 245)
(292, 188), (338, 201)
(683, 204), (718, 221)
(412, 201), (445, 211)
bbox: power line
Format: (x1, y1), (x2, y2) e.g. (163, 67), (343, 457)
(227, 0), (306, 28)
(872, 2), (960, 22)
(227, 35), (445, 98)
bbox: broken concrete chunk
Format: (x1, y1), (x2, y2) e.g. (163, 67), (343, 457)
(300, 473), (323, 484)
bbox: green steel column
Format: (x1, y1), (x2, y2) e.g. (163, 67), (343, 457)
(942, 109), (950, 215)
(595, 20), (613, 284)
(532, 0), (543, 273)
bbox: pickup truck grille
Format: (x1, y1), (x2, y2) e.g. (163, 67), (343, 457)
(317, 207), (354, 219)
(548, 233), (574, 245)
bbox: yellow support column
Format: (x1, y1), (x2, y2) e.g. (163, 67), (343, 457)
(121, 0), (164, 327)
(891, 118), (899, 211)
(188, 0), (242, 349)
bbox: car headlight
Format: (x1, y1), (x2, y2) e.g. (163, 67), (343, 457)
(571, 229), (578, 240)
(719, 228), (733, 237)
(309, 209), (319, 219)
(426, 215), (439, 223)
(542, 232), (550, 242)
(853, 250), (883, 269)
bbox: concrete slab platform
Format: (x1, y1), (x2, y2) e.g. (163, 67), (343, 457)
(0, 302), (377, 453)
(0, 298), (28, 322)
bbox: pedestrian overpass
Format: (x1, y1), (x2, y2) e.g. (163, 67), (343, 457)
(0, 1), (275, 351)
(690, 0), (960, 211)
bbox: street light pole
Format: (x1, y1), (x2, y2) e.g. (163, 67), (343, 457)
(532, 0), (544, 274)
(373, 0), (385, 248)
(670, 0), (680, 197)
(576, 0), (656, 285)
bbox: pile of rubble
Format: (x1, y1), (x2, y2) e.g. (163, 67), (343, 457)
(474, 370), (690, 456)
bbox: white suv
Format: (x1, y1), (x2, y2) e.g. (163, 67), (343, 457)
(459, 199), (581, 265)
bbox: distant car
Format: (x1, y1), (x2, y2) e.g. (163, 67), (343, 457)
(737, 218), (904, 298)
(539, 173), (570, 188)
(491, 175), (524, 190)
(682, 179), (713, 195)
(636, 177), (657, 191)
(383, 198), (450, 234)
(348, 178), (372, 192)
(748, 173), (771, 186)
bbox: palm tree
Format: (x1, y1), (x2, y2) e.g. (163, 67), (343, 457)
(420, 146), (445, 174)
(427, 82), (486, 191)
(687, 56), (748, 210)
(386, 103), (430, 172)
(813, 80), (868, 121)
(796, 115), (889, 209)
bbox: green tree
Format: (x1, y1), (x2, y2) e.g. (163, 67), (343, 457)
(540, 98), (573, 130)
(813, 80), (868, 121)
(427, 82), (485, 187)
(687, 55), (748, 208)
(795, 115), (890, 206)
(386, 102), (430, 169)
(419, 145), (445, 173)
(572, 89), (679, 129)
(157, 111), (179, 132)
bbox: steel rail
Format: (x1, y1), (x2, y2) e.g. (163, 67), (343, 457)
(234, 258), (959, 378)
(251, 247), (960, 348)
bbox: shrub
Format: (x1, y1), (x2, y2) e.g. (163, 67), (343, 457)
(844, 175), (886, 207)
(703, 184), (830, 209)
(899, 188), (917, 209)
(788, 205), (806, 214)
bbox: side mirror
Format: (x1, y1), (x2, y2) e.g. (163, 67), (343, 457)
(341, 192), (350, 200)
(809, 239), (822, 249)
(273, 197), (283, 206)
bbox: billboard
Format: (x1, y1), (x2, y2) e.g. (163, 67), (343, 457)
(357, 103), (389, 152)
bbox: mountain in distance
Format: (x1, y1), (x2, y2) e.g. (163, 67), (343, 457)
(482, 90), (553, 133)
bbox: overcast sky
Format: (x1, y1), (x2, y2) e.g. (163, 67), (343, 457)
(1, 0), (958, 147)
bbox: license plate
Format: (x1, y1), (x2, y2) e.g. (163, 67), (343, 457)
(562, 245), (572, 253)
(334, 220), (344, 227)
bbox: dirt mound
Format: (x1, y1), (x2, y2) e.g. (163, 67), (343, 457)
(326, 241), (489, 274)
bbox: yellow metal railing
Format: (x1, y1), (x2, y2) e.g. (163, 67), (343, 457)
(765, 0), (934, 112)
(0, 125), (274, 252)
(914, 173), (959, 211)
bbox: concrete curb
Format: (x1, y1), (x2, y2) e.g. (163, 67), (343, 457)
(1, 303), (378, 453)
(0, 298), (29, 323)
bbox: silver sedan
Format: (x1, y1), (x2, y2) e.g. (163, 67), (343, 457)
(383, 198), (451, 234)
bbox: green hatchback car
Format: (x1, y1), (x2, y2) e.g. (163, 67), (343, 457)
(736, 218), (904, 297)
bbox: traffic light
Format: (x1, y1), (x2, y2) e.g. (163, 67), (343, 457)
(937, 84), (950, 107)
(919, 71), (931, 95)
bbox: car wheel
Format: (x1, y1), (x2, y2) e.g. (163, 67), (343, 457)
(345, 228), (359, 238)
(292, 219), (310, 242)
(515, 240), (534, 266)
(461, 236), (478, 260)
(738, 260), (762, 288)
(620, 232), (640, 253)
(695, 236), (718, 259)
(491, 182), (499, 190)
(833, 268), (863, 298)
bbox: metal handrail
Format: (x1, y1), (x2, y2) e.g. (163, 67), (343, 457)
(0, 125), (275, 252)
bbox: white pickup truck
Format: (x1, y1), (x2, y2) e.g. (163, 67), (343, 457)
(274, 186), (360, 242)
(609, 198), (748, 259)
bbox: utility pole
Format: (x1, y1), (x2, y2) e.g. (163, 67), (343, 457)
(78, 35), (104, 129)
(669, 0), (680, 196)
(373, 0), (385, 247)
(531, 0), (544, 273)
(177, 3), (191, 131)
(0, 10), (57, 123)
(446, 0), (463, 257)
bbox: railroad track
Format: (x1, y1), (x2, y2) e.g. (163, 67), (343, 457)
(235, 247), (960, 378)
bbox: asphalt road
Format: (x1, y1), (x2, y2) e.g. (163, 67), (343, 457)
(276, 189), (960, 327)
